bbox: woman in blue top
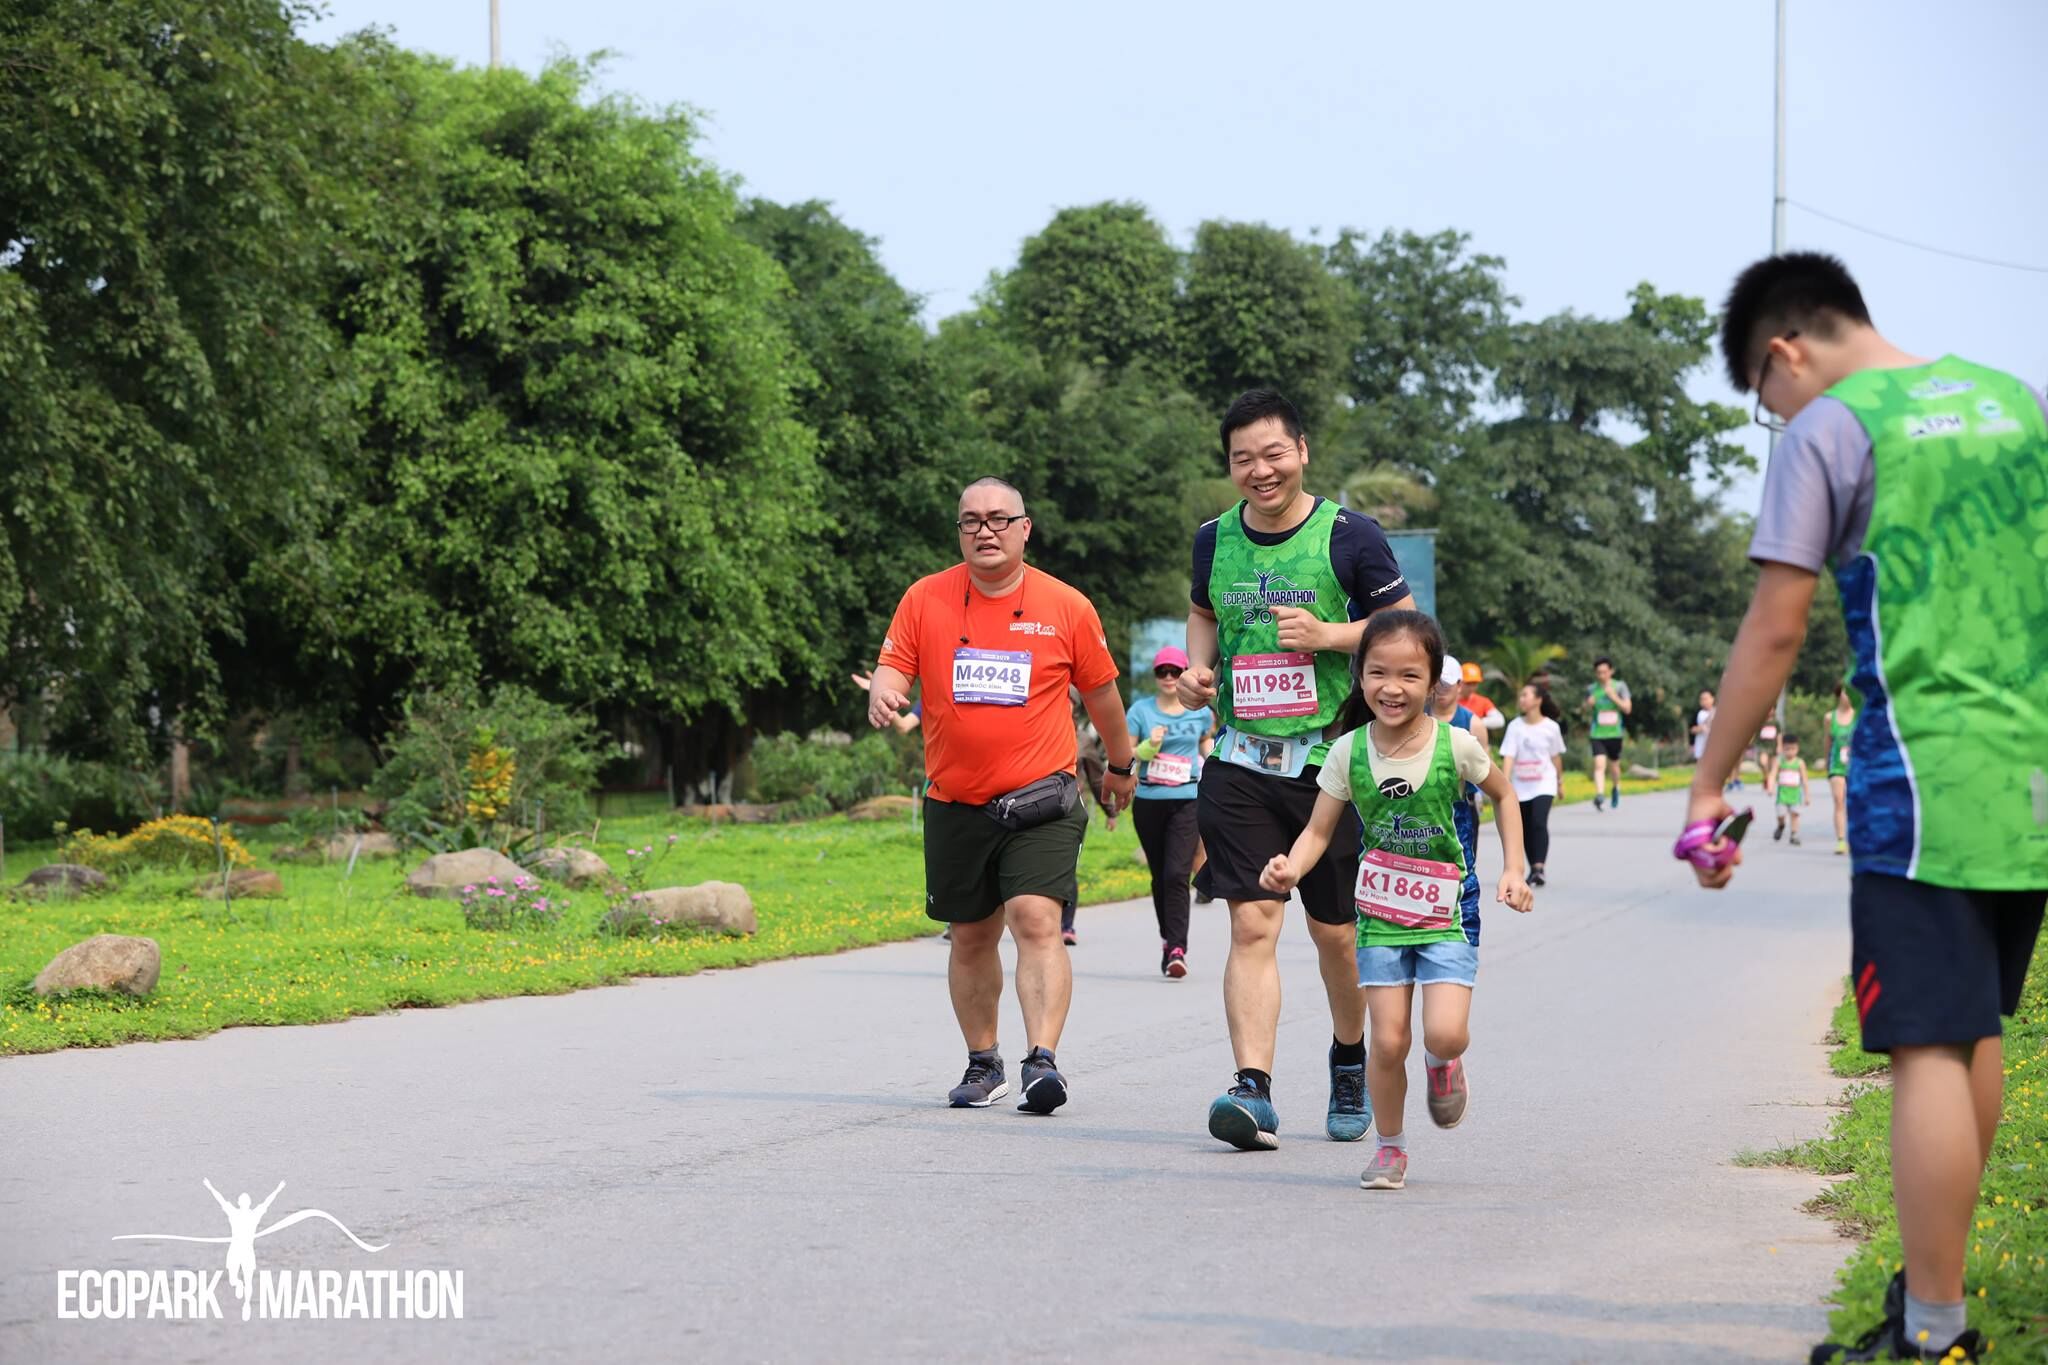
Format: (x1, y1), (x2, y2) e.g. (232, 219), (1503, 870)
(1128, 646), (1215, 978)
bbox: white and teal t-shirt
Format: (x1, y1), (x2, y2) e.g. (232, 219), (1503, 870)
(1127, 695), (1212, 801)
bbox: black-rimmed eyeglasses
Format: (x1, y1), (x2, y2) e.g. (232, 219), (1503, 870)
(1753, 329), (1800, 433)
(957, 513), (1026, 535)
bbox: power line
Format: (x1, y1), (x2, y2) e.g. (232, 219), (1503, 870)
(1788, 199), (2048, 275)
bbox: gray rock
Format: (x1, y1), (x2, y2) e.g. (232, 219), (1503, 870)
(33, 934), (161, 997)
(1627, 763), (1661, 781)
(640, 881), (758, 935)
(193, 869), (285, 899)
(20, 863), (110, 893)
(323, 831), (402, 861)
(846, 795), (914, 822)
(530, 846), (615, 889)
(406, 848), (527, 899)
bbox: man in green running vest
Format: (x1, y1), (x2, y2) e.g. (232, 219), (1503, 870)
(1178, 388), (1416, 1152)
(1580, 656), (1632, 810)
(1685, 252), (2047, 1364)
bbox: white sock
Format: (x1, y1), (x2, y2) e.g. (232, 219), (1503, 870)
(1903, 1294), (1967, 1353)
(1423, 1050), (1448, 1070)
(1377, 1130), (1405, 1151)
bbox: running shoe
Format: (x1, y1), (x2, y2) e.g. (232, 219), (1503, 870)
(1529, 866), (1546, 887)
(1207, 1073), (1279, 1150)
(1610, 785), (1621, 808)
(947, 1049), (1008, 1107)
(1016, 1046), (1068, 1114)
(1774, 819), (1786, 841)
(1426, 1057), (1469, 1128)
(1061, 929), (1078, 947)
(1810, 1271), (1981, 1361)
(1593, 794), (1605, 811)
(1163, 946), (1188, 980)
(1193, 890), (1213, 905)
(1326, 1052), (1370, 1142)
(1790, 832), (1802, 846)
(1835, 839), (1848, 856)
(1360, 1145), (1407, 1190)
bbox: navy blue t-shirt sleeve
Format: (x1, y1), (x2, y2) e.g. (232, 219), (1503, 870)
(1189, 520), (1220, 610)
(1330, 509), (1407, 620)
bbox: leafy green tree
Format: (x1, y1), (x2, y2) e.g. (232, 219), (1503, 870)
(734, 197), (979, 731)
(318, 56), (823, 725)
(1000, 201), (1182, 372)
(1178, 220), (1347, 425)
(0, 1), (376, 756)
(1323, 228), (1514, 474)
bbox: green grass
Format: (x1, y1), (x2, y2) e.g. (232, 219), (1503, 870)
(0, 807), (1151, 1056)
(1747, 964), (2047, 1359)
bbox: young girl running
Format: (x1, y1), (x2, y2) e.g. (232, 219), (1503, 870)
(1757, 715), (1782, 794)
(1772, 734), (1811, 845)
(1259, 610), (1534, 1191)
(1499, 684), (1566, 886)
(1827, 684), (1856, 855)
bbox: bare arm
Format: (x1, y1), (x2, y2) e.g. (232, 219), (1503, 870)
(1476, 762), (1534, 910)
(1081, 680), (1137, 814)
(1179, 607), (1221, 708)
(866, 664), (916, 730)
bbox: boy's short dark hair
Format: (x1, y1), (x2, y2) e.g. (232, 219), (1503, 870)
(1781, 733), (1799, 747)
(1719, 251), (1873, 391)
(1593, 656), (1614, 669)
(1220, 388), (1304, 458)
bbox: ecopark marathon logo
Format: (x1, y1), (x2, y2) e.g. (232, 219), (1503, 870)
(57, 1179), (463, 1322)
(1219, 570), (1318, 625)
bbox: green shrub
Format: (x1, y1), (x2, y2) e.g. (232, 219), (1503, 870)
(749, 732), (910, 810)
(371, 685), (604, 843)
(0, 755), (156, 841)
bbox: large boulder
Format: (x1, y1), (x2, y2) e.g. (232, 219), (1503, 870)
(676, 803), (785, 825)
(33, 934), (161, 997)
(608, 881), (757, 936)
(20, 863), (110, 893)
(406, 848), (526, 899)
(323, 831), (402, 861)
(1627, 763), (1661, 781)
(530, 846), (615, 889)
(846, 795), (915, 822)
(193, 869), (285, 899)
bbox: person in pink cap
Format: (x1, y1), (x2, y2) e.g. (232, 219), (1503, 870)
(1126, 644), (1216, 977)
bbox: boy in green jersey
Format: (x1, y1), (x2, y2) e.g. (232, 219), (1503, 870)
(1770, 734), (1809, 845)
(1684, 252), (2047, 1363)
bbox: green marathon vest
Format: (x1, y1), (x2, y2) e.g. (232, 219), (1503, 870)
(1209, 500), (1353, 757)
(1827, 357), (2048, 888)
(1349, 721), (1473, 948)
(1586, 684), (1626, 740)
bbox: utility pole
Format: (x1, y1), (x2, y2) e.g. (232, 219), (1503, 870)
(1771, 0), (1789, 731)
(489, 0), (501, 69)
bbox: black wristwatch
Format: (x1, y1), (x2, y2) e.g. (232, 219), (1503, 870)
(1106, 759), (1135, 777)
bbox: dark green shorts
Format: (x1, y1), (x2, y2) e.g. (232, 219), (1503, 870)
(922, 794), (1087, 923)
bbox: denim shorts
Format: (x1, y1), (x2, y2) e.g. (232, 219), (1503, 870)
(1357, 937), (1478, 988)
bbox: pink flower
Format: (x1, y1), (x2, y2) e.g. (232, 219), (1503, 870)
(462, 885), (476, 894)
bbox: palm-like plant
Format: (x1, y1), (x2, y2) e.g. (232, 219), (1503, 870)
(1338, 463), (1437, 529)
(1477, 635), (1568, 693)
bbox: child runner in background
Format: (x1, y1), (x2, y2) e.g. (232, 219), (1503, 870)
(1828, 684), (1857, 856)
(1773, 734), (1811, 844)
(1690, 690), (1715, 761)
(1757, 714), (1782, 795)
(1260, 610), (1533, 1192)
(1127, 646), (1214, 979)
(1500, 684), (1566, 886)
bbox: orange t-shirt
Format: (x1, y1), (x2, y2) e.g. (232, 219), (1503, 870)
(879, 564), (1119, 805)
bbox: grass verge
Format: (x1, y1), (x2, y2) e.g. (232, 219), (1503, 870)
(1747, 963), (2046, 1358)
(1, 807), (1152, 1056)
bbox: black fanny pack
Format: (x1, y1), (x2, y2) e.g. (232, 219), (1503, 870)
(982, 771), (1078, 831)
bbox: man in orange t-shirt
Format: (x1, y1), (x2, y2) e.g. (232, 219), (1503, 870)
(868, 477), (1136, 1116)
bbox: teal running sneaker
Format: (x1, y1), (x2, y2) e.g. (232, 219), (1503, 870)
(1327, 1052), (1370, 1141)
(1207, 1073), (1279, 1150)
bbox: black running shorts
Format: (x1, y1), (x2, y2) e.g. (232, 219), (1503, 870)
(922, 795), (1087, 924)
(1194, 759), (1361, 925)
(1590, 737), (1624, 762)
(1849, 872), (2045, 1052)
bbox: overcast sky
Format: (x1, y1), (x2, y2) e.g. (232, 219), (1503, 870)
(302, 1), (2048, 514)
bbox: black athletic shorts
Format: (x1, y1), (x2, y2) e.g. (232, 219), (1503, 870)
(922, 794), (1087, 924)
(1194, 758), (1361, 925)
(1590, 737), (1624, 762)
(1850, 872), (2045, 1052)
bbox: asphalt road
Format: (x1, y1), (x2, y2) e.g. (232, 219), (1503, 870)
(1, 786), (1856, 1363)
